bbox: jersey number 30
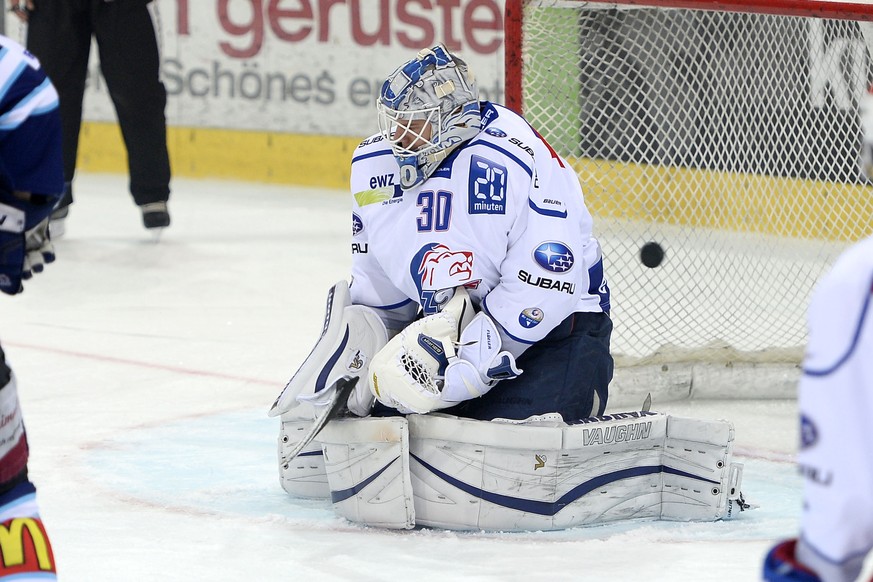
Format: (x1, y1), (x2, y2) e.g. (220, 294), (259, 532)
(417, 190), (452, 232)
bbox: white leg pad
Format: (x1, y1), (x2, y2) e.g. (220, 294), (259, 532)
(278, 414), (329, 499)
(660, 415), (745, 521)
(318, 417), (415, 529)
(407, 412), (744, 531)
(407, 414), (564, 531)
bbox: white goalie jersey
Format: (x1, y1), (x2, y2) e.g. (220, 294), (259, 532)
(348, 101), (610, 348)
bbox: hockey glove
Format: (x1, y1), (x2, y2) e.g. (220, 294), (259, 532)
(369, 288), (522, 414)
(441, 312), (522, 406)
(22, 218), (55, 279)
(762, 540), (821, 582)
(0, 202), (28, 295)
(368, 287), (475, 413)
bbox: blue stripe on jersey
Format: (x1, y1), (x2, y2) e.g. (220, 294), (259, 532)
(467, 140), (533, 177)
(0, 78), (56, 130)
(587, 258), (611, 313)
(528, 198), (568, 218)
(352, 148), (393, 164)
(803, 271), (873, 377)
(0, 35), (63, 203)
(0, 480), (36, 511)
(30, 80), (58, 115)
(0, 49), (27, 104)
(376, 297), (414, 310)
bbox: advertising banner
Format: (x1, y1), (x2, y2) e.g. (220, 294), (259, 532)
(84, 0), (508, 138)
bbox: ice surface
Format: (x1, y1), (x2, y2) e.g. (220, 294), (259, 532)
(0, 173), (860, 581)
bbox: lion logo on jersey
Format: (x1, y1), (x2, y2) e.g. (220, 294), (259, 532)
(411, 243), (480, 313)
(418, 243), (474, 287)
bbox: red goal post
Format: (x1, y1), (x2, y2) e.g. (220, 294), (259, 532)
(504, 0), (873, 404)
(507, 1), (873, 112)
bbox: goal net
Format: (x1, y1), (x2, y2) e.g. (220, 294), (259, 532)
(506, 0), (873, 404)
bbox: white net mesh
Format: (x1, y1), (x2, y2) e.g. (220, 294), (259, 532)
(517, 2), (873, 399)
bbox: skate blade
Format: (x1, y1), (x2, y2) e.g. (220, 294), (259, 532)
(148, 227), (165, 243)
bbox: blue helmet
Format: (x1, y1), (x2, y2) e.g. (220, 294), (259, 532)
(377, 45), (481, 189)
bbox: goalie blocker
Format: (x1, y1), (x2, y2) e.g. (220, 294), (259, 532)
(291, 411), (746, 531)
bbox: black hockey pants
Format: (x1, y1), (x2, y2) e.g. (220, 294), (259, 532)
(443, 311), (614, 422)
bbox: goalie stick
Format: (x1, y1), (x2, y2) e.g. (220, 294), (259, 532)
(280, 376), (359, 466)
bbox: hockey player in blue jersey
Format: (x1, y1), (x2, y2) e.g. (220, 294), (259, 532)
(0, 33), (63, 579)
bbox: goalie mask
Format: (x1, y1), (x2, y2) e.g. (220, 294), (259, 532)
(377, 45), (482, 190)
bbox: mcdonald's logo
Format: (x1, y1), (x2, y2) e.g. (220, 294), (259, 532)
(0, 517), (56, 574)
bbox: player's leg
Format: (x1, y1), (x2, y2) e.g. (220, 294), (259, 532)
(444, 311), (614, 421)
(25, 0), (92, 234)
(93, 0), (171, 228)
(0, 348), (57, 579)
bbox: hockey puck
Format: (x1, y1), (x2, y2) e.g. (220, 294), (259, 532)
(640, 242), (665, 268)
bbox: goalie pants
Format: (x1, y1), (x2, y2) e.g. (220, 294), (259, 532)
(442, 311), (613, 422)
(25, 0), (171, 209)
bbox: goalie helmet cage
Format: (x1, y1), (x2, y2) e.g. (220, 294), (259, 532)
(504, 0), (873, 403)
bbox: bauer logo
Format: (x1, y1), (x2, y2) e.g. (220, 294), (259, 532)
(519, 307), (544, 329)
(352, 213), (363, 236)
(417, 334), (449, 372)
(533, 242), (574, 273)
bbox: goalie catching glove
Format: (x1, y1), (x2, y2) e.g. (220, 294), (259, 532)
(369, 287), (522, 414)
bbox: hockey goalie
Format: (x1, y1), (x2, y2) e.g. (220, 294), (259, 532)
(268, 45), (747, 531)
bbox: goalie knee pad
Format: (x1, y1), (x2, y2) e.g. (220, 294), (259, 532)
(271, 281), (389, 495)
(659, 415), (745, 521)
